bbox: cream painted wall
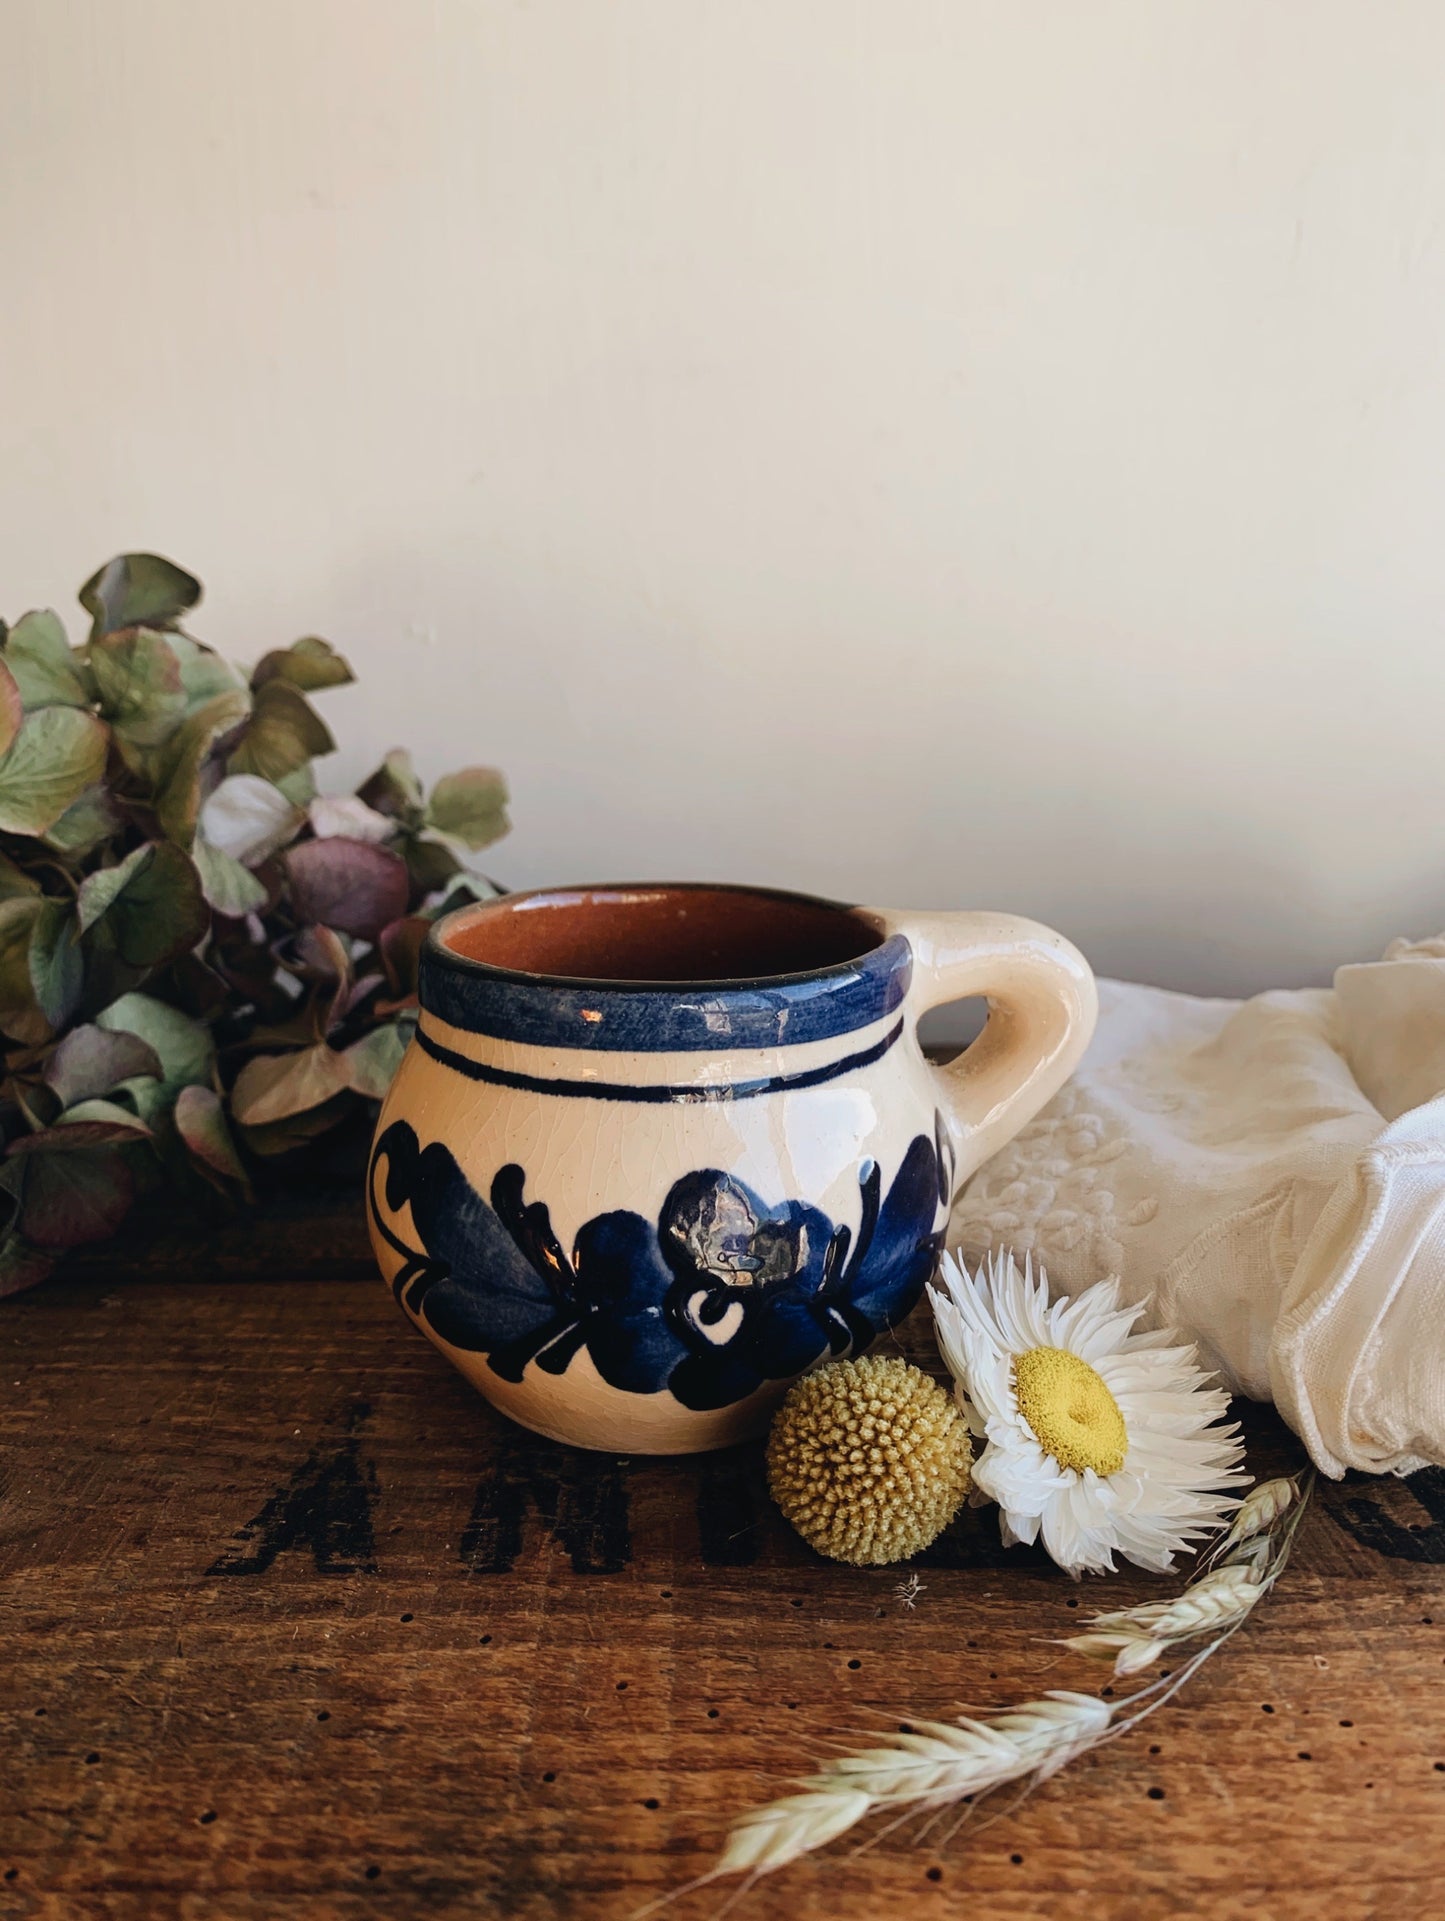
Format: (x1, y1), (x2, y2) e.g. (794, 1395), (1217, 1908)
(4, 1), (1445, 1000)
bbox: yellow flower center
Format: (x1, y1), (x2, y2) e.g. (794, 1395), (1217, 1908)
(1013, 1346), (1127, 1476)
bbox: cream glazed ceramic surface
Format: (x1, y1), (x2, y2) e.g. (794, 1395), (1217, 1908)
(367, 885), (1097, 1453)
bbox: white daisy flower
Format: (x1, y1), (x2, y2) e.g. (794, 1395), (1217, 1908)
(928, 1249), (1248, 1578)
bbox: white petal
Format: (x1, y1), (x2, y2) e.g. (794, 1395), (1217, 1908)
(199, 774), (305, 865)
(309, 793), (397, 843)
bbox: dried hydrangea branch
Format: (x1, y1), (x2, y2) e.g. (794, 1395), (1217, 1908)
(703, 1468), (1313, 1890)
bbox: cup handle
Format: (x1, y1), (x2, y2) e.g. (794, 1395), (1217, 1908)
(865, 909), (1098, 1192)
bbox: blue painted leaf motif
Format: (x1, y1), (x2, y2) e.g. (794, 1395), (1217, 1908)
(368, 1115), (949, 1410)
(369, 1121), (578, 1379)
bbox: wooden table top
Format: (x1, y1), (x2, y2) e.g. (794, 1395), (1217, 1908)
(2, 1238), (1443, 1920)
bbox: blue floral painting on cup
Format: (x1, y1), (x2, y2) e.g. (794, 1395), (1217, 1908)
(368, 1116), (952, 1413)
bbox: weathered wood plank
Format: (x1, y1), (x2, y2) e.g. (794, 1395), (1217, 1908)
(1, 1274), (1442, 1920)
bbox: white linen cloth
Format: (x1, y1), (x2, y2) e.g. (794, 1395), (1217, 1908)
(950, 936), (1445, 1478)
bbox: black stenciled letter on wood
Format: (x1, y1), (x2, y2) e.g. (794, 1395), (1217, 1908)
(207, 1400), (380, 1578)
(461, 1430), (631, 1575)
(1333, 1465), (1445, 1564)
(696, 1448), (766, 1566)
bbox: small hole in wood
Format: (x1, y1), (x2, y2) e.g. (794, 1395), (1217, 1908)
(707, 1708), (720, 1719)
(4, 1870), (17, 1882)
(1148, 1744), (1161, 1755)
(198, 1811), (217, 1825)
(316, 1711), (330, 1722)
(643, 1797), (661, 1809)
(1066, 1598), (1078, 1608)
(364, 1865), (381, 1880)
(1339, 1719), (1353, 1728)
(479, 1635), (492, 1645)
(787, 1702), (799, 1710)
(1147, 1787), (1165, 1801)
(791, 1599), (804, 1609)
(898, 1723), (914, 1734)
(616, 1680), (628, 1691)
(1434, 1762), (1444, 1773)
(542, 1771), (557, 1784)
(847, 1659), (861, 1671)
(33, 1708), (45, 1717)
(1010, 1853), (1024, 1866)
(1261, 1703), (1274, 1714)
(925, 1867), (942, 1883)
(660, 1590), (673, 1600)
(399, 1613), (413, 1623)
(84, 1752), (100, 1765)
(1298, 1752), (1311, 1761)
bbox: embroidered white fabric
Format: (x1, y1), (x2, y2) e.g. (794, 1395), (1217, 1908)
(950, 936), (1445, 1478)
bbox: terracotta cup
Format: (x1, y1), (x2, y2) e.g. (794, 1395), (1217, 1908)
(367, 883), (1096, 1453)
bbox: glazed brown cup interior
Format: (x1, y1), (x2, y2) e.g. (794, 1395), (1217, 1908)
(438, 885), (884, 985)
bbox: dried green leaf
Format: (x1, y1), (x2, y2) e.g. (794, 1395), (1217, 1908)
(425, 872), (502, 917)
(79, 553), (201, 639)
(42, 785), (120, 858)
(8, 1113), (150, 1152)
(251, 635), (355, 693)
(0, 1223), (54, 1299)
(95, 991), (215, 1125)
(76, 842), (151, 932)
(55, 1099), (154, 1135)
(174, 1083), (251, 1192)
(4, 610), (89, 709)
(0, 658), (22, 757)
(20, 1144), (135, 1249)
(89, 627), (186, 746)
(0, 850), (40, 902)
(168, 632), (246, 713)
(76, 841), (208, 968)
(0, 895), (47, 1044)
(0, 706), (110, 836)
(237, 1090), (354, 1157)
(191, 837), (268, 918)
(356, 748), (424, 822)
(28, 897), (83, 1029)
(284, 836), (410, 940)
(402, 830), (462, 893)
(153, 687), (252, 844)
(426, 766), (509, 850)
(44, 1024), (162, 1108)
(228, 679), (334, 784)
(230, 1043), (351, 1126)
(274, 762), (318, 808)
(341, 1021), (409, 1100)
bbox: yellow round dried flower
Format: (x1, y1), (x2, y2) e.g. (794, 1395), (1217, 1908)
(766, 1354), (973, 1566)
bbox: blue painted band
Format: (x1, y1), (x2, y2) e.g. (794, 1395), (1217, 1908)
(414, 1014), (905, 1103)
(419, 922), (913, 1052)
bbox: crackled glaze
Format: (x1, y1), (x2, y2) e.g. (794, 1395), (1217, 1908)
(367, 886), (1096, 1453)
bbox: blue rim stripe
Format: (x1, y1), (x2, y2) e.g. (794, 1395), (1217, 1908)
(420, 916), (912, 1052)
(414, 1014), (905, 1103)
